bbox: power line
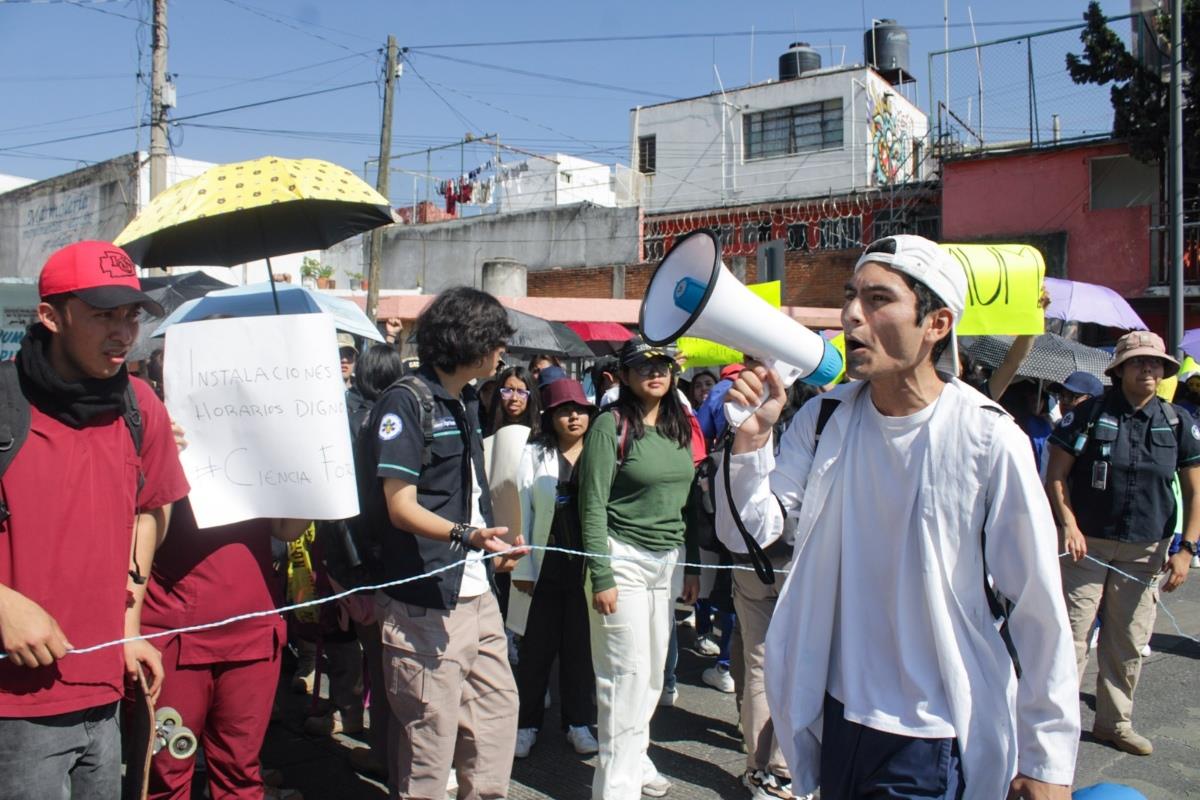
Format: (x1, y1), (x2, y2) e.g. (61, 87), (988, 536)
(60, 0), (146, 23)
(408, 51), (678, 101)
(404, 20), (1082, 50)
(215, 0), (372, 55)
(400, 53), (482, 135)
(0, 80), (375, 153)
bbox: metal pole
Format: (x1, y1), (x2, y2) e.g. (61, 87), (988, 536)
(149, 0), (168, 200)
(1169, 0), (1185, 357)
(367, 36), (399, 323)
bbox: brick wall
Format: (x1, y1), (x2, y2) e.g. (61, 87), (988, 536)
(527, 250), (855, 308)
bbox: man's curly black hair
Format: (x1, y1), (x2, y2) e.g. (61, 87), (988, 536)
(416, 286), (516, 373)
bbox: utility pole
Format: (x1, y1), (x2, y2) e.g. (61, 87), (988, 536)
(1168, 0), (1184, 357)
(366, 36), (399, 323)
(149, 0), (169, 200)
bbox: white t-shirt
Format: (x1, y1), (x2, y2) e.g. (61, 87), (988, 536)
(455, 398), (490, 599)
(827, 391), (956, 738)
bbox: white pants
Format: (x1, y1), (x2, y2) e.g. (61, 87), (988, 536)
(587, 537), (678, 800)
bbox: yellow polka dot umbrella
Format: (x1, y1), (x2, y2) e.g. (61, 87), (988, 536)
(114, 156), (394, 269)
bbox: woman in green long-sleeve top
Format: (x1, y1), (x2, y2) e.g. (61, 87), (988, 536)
(577, 337), (699, 800)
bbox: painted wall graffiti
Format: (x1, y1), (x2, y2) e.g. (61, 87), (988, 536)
(865, 81), (914, 186)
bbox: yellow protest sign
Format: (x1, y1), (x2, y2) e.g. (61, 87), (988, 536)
(941, 244), (1046, 336)
(1158, 355), (1199, 401)
(679, 282), (781, 368)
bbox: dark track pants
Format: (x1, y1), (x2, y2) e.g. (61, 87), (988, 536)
(820, 694), (965, 800)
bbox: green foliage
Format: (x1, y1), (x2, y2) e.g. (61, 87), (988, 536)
(1065, 0), (1198, 174)
(300, 256), (322, 279)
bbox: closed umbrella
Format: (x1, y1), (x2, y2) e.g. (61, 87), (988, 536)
(963, 333), (1112, 384)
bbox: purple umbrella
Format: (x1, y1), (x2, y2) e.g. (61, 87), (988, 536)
(1044, 277), (1147, 330)
(1180, 329), (1200, 360)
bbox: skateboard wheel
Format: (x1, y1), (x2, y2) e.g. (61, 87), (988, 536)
(167, 727), (198, 759)
(156, 707), (183, 729)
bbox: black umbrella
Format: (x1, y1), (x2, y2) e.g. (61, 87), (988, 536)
(962, 333), (1112, 385)
(129, 271), (236, 361)
(503, 309), (591, 358)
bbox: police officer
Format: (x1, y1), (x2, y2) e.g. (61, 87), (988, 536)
(1046, 331), (1200, 756)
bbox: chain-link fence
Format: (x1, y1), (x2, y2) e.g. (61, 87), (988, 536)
(928, 13), (1144, 152)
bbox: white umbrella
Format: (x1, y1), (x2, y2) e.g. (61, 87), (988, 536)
(149, 282), (385, 343)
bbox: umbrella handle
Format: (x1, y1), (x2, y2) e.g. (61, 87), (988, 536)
(264, 256), (281, 314)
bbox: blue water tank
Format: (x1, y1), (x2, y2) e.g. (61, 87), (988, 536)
(864, 19), (910, 73)
(779, 42), (822, 81)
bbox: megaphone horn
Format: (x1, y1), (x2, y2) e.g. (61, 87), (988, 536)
(638, 229), (843, 426)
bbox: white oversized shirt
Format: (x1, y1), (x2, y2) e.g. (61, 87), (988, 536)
(829, 393), (955, 737)
(716, 378), (1080, 799)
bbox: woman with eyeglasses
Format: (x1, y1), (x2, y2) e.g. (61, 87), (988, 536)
(486, 365), (541, 435)
(508, 379), (600, 760)
(578, 336), (700, 800)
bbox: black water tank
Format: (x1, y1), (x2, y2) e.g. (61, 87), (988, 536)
(779, 42), (822, 80)
(864, 20), (910, 73)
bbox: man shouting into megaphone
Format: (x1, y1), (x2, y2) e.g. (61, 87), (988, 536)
(717, 235), (1079, 800)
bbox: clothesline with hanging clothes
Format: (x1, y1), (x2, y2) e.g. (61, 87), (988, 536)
(435, 155), (506, 213)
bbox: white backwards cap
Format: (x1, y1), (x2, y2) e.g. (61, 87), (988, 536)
(854, 234), (967, 374)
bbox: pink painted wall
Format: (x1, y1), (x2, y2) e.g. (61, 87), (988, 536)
(941, 142), (1152, 297)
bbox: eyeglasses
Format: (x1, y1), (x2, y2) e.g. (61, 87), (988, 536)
(338, 348), (356, 361)
(631, 360), (672, 378)
(499, 387), (530, 399)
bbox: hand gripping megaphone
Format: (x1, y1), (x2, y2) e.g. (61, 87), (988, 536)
(639, 229), (843, 427)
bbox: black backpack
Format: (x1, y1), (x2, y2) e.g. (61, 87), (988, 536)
(0, 360), (144, 526)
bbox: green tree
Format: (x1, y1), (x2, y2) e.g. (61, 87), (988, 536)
(1065, 0), (1198, 175)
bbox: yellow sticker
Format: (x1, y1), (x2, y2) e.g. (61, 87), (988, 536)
(941, 244), (1046, 336)
(678, 282), (782, 368)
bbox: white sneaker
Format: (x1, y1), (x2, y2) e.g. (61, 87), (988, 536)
(641, 773), (671, 797)
(694, 635), (721, 657)
(1141, 643), (1152, 657)
(702, 663), (736, 693)
(566, 725), (599, 755)
(513, 727), (537, 759)
(658, 687), (678, 707)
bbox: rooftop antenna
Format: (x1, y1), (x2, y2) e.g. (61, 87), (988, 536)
(944, 0), (951, 118)
(968, 5), (984, 145)
(750, 25), (755, 83)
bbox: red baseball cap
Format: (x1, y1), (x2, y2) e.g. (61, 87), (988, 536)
(38, 241), (164, 316)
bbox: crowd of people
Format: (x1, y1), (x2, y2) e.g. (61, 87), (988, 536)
(0, 235), (1196, 800)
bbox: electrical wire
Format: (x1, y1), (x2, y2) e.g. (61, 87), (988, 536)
(60, 0), (146, 23)
(400, 53), (482, 136)
(408, 51), (679, 101)
(214, 0), (371, 55)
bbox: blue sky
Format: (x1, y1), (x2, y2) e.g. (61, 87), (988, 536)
(0, 0), (1119, 205)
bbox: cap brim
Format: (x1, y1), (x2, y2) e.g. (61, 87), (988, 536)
(73, 285), (165, 318)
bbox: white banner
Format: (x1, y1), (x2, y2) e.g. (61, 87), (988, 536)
(164, 314), (359, 528)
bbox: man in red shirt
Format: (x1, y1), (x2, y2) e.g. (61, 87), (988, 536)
(0, 241), (190, 799)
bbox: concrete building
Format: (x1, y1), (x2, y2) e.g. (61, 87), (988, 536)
(0, 152), (316, 284)
(631, 59), (928, 214)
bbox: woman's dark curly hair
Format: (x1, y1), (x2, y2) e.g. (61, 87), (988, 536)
(487, 365), (541, 431)
(416, 286), (515, 373)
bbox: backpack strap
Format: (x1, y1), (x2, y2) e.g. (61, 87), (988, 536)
(610, 408), (631, 467)
(391, 375), (436, 472)
(0, 362), (31, 527)
(813, 397), (841, 445)
(981, 523), (1022, 680)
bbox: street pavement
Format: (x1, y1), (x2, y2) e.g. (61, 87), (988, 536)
(256, 571), (1200, 799)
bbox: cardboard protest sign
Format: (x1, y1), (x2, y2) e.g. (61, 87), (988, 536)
(0, 281), (38, 362)
(164, 314), (358, 528)
(678, 281), (782, 367)
(941, 244), (1046, 336)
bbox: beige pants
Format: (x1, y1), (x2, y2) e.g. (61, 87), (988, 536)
(378, 590), (518, 800)
(1060, 536), (1168, 732)
(731, 550), (790, 778)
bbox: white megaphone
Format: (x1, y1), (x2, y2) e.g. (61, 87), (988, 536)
(639, 229), (843, 427)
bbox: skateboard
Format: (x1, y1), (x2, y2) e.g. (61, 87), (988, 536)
(121, 666), (199, 800)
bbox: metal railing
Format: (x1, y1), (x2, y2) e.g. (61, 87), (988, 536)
(927, 13), (1142, 153)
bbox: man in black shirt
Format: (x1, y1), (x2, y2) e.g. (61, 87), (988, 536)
(1047, 331), (1200, 756)
(364, 287), (523, 799)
